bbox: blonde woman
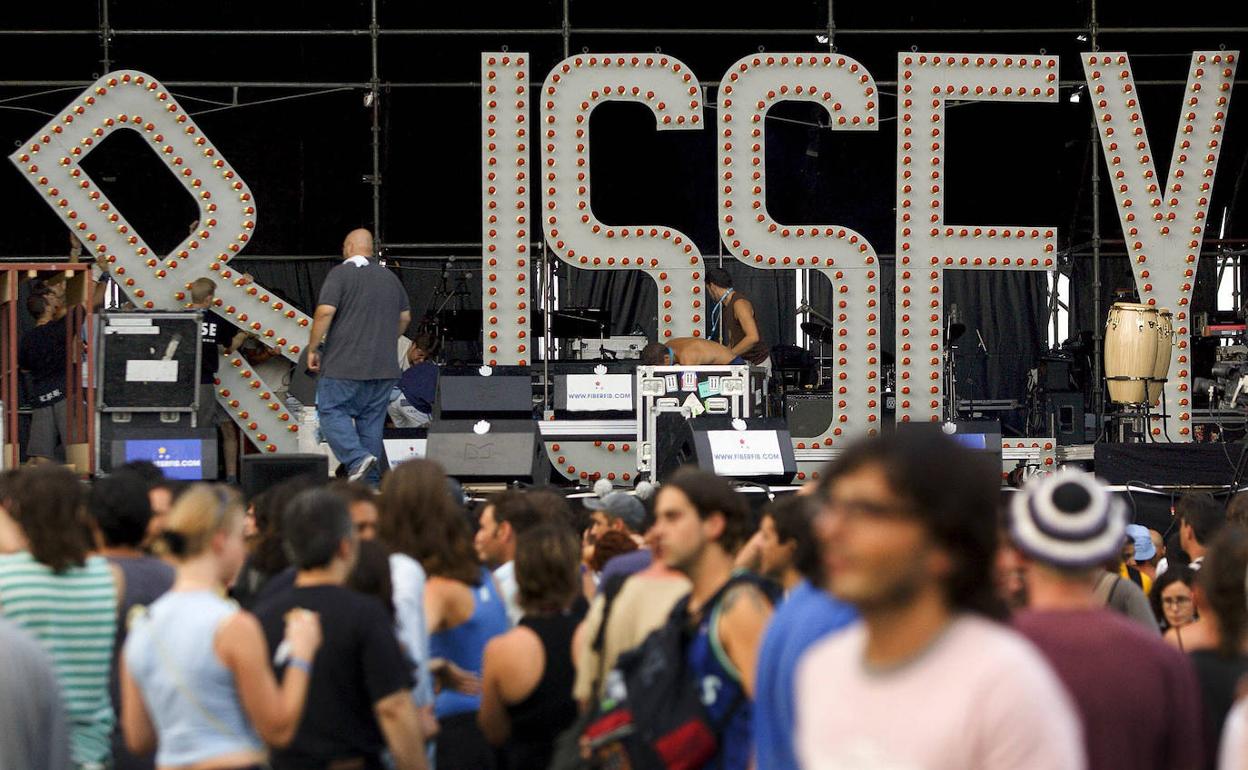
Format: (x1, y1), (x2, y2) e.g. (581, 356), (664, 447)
(121, 484), (322, 770)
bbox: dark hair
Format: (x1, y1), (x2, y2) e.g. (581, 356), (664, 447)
(1229, 492), (1248, 529)
(153, 479), (190, 503)
(1149, 564), (1197, 631)
(282, 488), (353, 570)
(8, 467), (90, 572)
(490, 488), (565, 537)
(705, 267), (734, 290)
(515, 523), (582, 614)
(816, 429), (1007, 621)
(119, 460), (165, 487)
(25, 292), (49, 320)
(89, 472), (154, 547)
(766, 495), (822, 583)
(348, 539), (396, 620)
(250, 476), (322, 575)
(328, 480), (378, 508)
(410, 332), (438, 355)
(1165, 530), (1190, 569)
(380, 459), (480, 585)
(1198, 526), (1248, 658)
(663, 466), (751, 553)
(640, 342), (668, 366)
(1179, 493), (1227, 547)
(590, 529), (639, 572)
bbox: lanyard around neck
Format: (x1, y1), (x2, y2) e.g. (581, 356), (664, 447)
(711, 289), (734, 338)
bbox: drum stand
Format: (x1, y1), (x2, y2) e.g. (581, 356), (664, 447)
(1109, 403), (1149, 443)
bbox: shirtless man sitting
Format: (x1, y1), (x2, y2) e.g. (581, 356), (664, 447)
(639, 337), (743, 366)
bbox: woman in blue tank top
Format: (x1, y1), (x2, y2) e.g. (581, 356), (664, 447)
(380, 460), (508, 770)
(120, 484), (323, 770)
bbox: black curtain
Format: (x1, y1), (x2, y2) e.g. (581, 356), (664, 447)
(238, 258), (473, 340)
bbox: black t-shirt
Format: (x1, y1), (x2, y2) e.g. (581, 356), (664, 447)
(252, 583), (413, 768)
(1190, 650), (1248, 770)
(199, 309), (228, 384)
(19, 316), (68, 406)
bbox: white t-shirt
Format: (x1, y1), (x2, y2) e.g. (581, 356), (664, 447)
(389, 553), (433, 707)
(494, 560), (521, 626)
(796, 614), (1085, 770)
(1221, 698), (1248, 770)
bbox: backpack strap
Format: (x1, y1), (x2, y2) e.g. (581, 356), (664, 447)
(589, 572), (634, 698)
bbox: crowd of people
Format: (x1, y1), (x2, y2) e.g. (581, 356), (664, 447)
(3, 429), (1248, 769)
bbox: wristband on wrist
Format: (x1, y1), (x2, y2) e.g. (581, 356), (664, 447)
(288, 656), (313, 675)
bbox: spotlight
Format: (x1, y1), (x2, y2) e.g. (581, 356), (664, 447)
(1068, 87), (1083, 104)
(1076, 34), (1088, 42)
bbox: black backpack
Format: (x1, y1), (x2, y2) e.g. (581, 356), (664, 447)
(578, 572), (772, 770)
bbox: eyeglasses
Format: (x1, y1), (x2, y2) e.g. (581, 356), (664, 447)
(1162, 596), (1193, 606)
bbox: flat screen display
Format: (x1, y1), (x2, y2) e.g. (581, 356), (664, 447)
(122, 439), (209, 480)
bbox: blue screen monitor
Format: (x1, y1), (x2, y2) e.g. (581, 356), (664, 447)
(122, 439), (211, 480)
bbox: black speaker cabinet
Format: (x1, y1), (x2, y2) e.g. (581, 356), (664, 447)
(1046, 392), (1086, 446)
(434, 366), (533, 420)
(239, 453), (329, 499)
(785, 393), (836, 438)
(426, 419), (548, 483)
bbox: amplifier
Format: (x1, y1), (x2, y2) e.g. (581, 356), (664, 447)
(1045, 392), (1086, 446)
(785, 393), (836, 438)
(568, 336), (648, 361)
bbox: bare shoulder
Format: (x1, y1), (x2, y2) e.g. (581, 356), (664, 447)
(486, 625), (541, 666)
(214, 609), (262, 661)
(720, 581), (772, 621)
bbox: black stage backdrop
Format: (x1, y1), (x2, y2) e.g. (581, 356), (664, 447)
(4, 2), (1246, 404)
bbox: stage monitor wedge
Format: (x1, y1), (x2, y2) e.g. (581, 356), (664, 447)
(239, 454), (328, 499)
(426, 419), (549, 484)
(435, 366), (533, 420)
(655, 415), (797, 485)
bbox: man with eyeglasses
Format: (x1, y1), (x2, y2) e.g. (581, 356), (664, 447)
(797, 429), (1084, 769)
(1009, 470), (1203, 770)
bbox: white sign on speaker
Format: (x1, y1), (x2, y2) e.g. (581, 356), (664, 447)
(565, 374), (633, 411)
(707, 430), (785, 475)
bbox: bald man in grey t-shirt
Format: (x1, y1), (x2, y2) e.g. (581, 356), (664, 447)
(308, 229), (411, 485)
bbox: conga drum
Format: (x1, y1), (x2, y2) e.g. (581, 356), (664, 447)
(1147, 308), (1174, 405)
(1104, 303), (1159, 404)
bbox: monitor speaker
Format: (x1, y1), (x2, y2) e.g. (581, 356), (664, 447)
(654, 414), (797, 485)
(434, 366), (533, 420)
(426, 419), (548, 483)
(239, 453), (328, 498)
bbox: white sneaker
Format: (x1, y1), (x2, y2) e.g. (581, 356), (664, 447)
(349, 454), (377, 482)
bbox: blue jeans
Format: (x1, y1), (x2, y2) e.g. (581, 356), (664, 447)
(316, 376), (395, 484)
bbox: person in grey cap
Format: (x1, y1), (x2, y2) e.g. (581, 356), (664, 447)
(1010, 469), (1204, 770)
(585, 491), (646, 546)
(585, 492), (656, 586)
